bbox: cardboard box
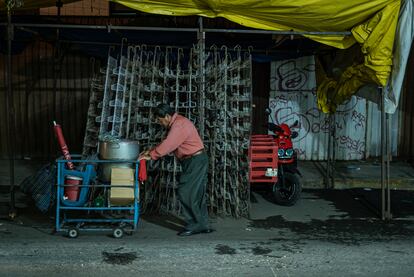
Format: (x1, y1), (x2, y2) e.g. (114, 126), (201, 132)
(110, 168), (135, 206)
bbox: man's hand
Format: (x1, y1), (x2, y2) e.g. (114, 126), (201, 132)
(138, 153), (151, 161)
(139, 148), (151, 155)
(138, 149), (152, 161)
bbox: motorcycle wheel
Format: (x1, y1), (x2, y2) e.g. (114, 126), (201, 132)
(272, 172), (301, 206)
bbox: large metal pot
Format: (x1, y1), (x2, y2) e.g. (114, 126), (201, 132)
(98, 139), (140, 182)
(98, 139), (140, 160)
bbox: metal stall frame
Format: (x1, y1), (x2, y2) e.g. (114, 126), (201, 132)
(380, 87), (392, 220)
(4, 1), (17, 219)
(2, 18), (392, 220)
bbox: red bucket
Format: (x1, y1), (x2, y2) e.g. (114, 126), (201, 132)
(64, 175), (83, 201)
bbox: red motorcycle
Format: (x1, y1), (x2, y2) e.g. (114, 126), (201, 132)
(249, 109), (302, 206)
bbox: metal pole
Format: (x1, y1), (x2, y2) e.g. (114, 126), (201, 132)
(380, 86), (386, 220)
(10, 23), (199, 32)
(331, 113), (336, 188)
(52, 0), (62, 157)
(0, 22), (352, 36)
(198, 17), (205, 138)
(326, 114), (332, 188)
(386, 113), (392, 220)
(49, 1), (61, 159)
(6, 6), (16, 219)
(203, 28), (351, 36)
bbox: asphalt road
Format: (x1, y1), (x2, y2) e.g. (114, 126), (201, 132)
(1, 190), (414, 277)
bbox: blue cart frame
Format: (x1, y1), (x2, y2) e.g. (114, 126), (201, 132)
(56, 155), (140, 238)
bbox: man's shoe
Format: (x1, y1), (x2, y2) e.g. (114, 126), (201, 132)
(177, 230), (199, 236)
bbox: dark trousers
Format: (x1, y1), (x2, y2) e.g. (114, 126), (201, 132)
(177, 152), (209, 231)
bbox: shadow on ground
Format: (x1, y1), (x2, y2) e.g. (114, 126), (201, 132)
(141, 214), (186, 231)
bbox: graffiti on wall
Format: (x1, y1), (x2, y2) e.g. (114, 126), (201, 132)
(269, 56), (367, 160)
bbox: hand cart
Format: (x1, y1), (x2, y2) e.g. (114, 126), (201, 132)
(55, 155), (140, 238)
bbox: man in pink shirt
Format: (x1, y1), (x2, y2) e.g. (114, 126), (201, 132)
(139, 104), (213, 236)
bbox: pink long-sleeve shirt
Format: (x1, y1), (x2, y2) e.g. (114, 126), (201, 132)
(149, 113), (204, 160)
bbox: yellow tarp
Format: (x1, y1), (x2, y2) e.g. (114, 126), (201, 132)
(113, 0), (400, 113)
(2, 0), (401, 113)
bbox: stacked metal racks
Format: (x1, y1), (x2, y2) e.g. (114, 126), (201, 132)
(82, 42), (252, 218)
(204, 46), (253, 217)
(82, 70), (105, 157)
(133, 46), (202, 215)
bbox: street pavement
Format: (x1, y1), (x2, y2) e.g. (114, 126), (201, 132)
(1, 189), (414, 277)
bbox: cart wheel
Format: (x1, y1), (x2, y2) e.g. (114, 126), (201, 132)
(113, 228), (124, 239)
(68, 228), (79, 239)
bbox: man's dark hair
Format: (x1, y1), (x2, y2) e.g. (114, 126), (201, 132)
(154, 103), (175, 118)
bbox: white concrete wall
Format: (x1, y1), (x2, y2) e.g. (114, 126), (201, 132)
(269, 56), (399, 160)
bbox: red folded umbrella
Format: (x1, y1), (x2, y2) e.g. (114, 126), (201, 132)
(53, 121), (75, 170)
(138, 160), (147, 182)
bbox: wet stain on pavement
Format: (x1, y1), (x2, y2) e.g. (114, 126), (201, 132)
(279, 242), (303, 253)
(240, 241), (300, 256)
(215, 244), (237, 255)
(312, 189), (414, 219)
(102, 251), (138, 265)
(266, 239), (305, 254)
(250, 215), (414, 245)
(255, 241), (272, 246)
(387, 250), (407, 254)
(251, 246), (272, 255)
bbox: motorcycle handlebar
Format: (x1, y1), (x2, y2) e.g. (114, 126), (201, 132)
(268, 123), (283, 133)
